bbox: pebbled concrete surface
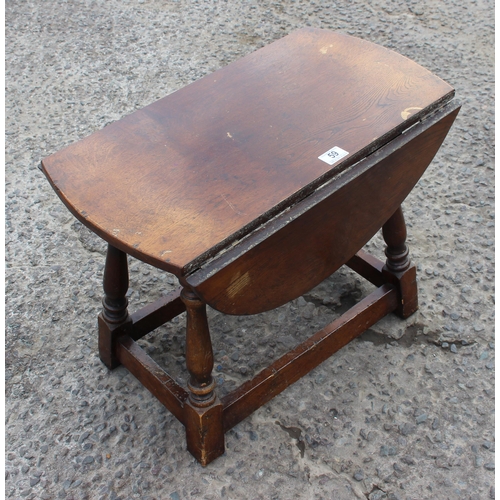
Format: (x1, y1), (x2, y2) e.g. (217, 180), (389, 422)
(5, 1), (494, 499)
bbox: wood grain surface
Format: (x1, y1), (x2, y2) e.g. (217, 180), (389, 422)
(187, 102), (460, 314)
(41, 28), (454, 277)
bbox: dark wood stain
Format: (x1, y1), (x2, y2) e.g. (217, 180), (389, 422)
(40, 29), (460, 466)
(188, 102), (460, 315)
(41, 28), (453, 278)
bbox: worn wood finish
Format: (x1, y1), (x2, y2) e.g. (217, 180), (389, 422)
(184, 398), (225, 466)
(99, 279), (185, 370)
(181, 289), (217, 408)
(189, 102), (460, 315)
(127, 288), (185, 341)
(40, 29), (460, 466)
(346, 250), (385, 287)
(180, 288), (225, 464)
(383, 207), (411, 273)
(98, 288), (186, 347)
(222, 284), (398, 432)
(41, 28), (453, 277)
(105, 251), (402, 460)
(98, 244), (131, 369)
(116, 336), (188, 424)
(101, 244), (129, 324)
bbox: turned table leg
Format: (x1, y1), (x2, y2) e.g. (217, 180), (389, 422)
(382, 206), (418, 318)
(181, 288), (225, 466)
(98, 244), (131, 369)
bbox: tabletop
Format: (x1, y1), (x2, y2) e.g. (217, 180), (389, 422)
(41, 28), (454, 276)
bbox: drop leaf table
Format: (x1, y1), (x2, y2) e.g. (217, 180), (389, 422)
(41, 28), (460, 466)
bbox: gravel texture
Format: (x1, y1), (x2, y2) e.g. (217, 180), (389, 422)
(5, 1), (494, 499)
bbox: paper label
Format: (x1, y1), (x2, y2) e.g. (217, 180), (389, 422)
(318, 146), (349, 165)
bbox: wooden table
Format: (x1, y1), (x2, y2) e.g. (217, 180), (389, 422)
(41, 28), (460, 466)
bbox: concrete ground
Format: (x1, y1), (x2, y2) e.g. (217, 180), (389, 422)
(5, 0), (494, 499)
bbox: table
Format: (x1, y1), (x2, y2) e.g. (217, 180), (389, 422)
(41, 28), (460, 465)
